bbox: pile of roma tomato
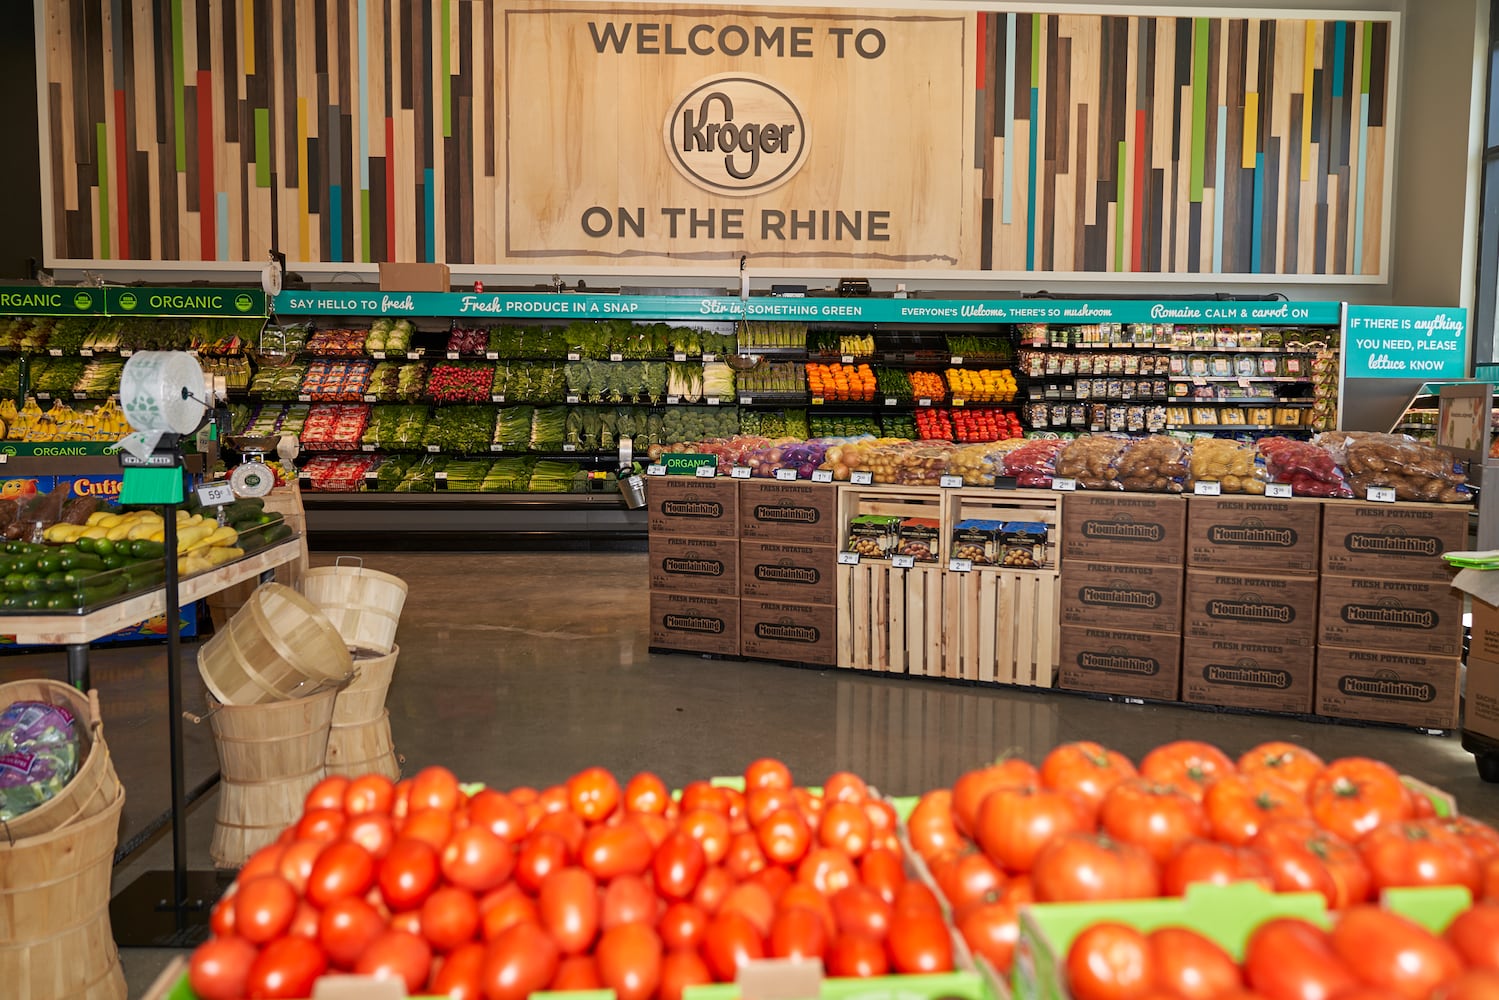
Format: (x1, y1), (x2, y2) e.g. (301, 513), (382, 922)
(1067, 901), (1499, 1000)
(187, 759), (956, 1000)
(906, 739), (1499, 979)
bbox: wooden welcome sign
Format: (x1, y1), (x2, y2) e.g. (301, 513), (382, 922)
(38, 1), (1395, 280)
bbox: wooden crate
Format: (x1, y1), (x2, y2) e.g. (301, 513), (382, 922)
(836, 562), (945, 675)
(946, 568), (1061, 686)
(835, 486), (945, 559)
(945, 488), (1066, 571)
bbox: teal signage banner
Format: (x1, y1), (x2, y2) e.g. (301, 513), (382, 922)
(1344, 306), (1470, 380)
(107, 286), (266, 317)
(273, 291), (1343, 326)
(0, 286), (103, 315)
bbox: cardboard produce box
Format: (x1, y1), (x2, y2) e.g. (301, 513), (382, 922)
(1318, 575), (1463, 656)
(1182, 569), (1318, 646)
(1320, 502), (1468, 582)
(738, 480), (838, 545)
(1465, 656), (1499, 743)
(378, 261), (450, 291)
(1060, 493), (1186, 566)
(1181, 636), (1315, 714)
(738, 540), (836, 605)
(648, 591), (739, 656)
(1453, 567), (1499, 661)
(648, 535), (739, 597)
(1315, 645), (1461, 729)
(1058, 625), (1182, 701)
(1186, 496), (1321, 573)
(647, 475), (739, 538)
(1060, 562), (1184, 633)
(739, 599), (837, 666)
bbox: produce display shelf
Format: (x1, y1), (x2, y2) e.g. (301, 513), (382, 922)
(1176, 423), (1311, 431)
(1173, 376), (1314, 383)
(301, 491), (646, 540)
(1172, 397), (1315, 405)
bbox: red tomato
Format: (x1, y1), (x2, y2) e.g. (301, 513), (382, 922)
(390, 910), (423, 936)
(692, 865), (734, 915)
(515, 831), (569, 894)
(439, 826), (514, 894)
(307, 841), (377, 909)
(1252, 819), (1373, 909)
(1139, 741), (1236, 802)
(551, 955), (603, 991)
(297, 808), (347, 844)
(820, 801), (872, 858)
(769, 905), (828, 960)
(680, 781), (729, 815)
(289, 900), (320, 939)
(595, 923), (663, 1000)
(828, 933), (889, 977)
(977, 786), (1088, 873)
(797, 846), (859, 896)
(624, 772), (669, 815)
(1204, 773), (1309, 846)
(189, 936), (257, 1000)
(432, 942), (486, 1000)
(343, 814), (395, 860)
(745, 757), (794, 790)
(240, 845), (284, 883)
(893, 881), (943, 920)
(703, 909), (766, 981)
(1331, 905), (1462, 999)
(745, 787), (795, 827)
(1437, 969), (1499, 1000)
(1032, 832), (1160, 903)
(1359, 821), (1481, 893)
(598, 874), (655, 930)
(408, 766), (461, 813)
(344, 774), (395, 816)
(1161, 839), (1271, 896)
(631, 811), (672, 850)
(1309, 758), (1413, 843)
(1244, 917), (1358, 1000)
(831, 884), (894, 940)
(539, 867), (600, 955)
(931, 849), (1006, 912)
(659, 901), (709, 951)
(907, 790), (961, 861)
(680, 809), (732, 865)
(581, 820), (654, 879)
(1434, 818), (1499, 865)
(245, 936), (328, 999)
(1100, 780), (1208, 865)
(210, 891), (236, 938)
(750, 864), (794, 901)
(305, 775), (350, 812)
(318, 895), (386, 968)
(235, 874), (298, 945)
(1066, 922), (1153, 1000)
(1148, 927), (1242, 1000)
(660, 950), (713, 1000)
(725, 830), (768, 881)
(1238, 741), (1325, 797)
(354, 928), (432, 992)
(279, 840), (324, 896)
(652, 830), (707, 901)
(720, 881), (777, 938)
(863, 799), (898, 837)
(402, 808), (456, 852)
(958, 896), (1021, 973)
(1446, 902), (1499, 969)
(888, 910), (954, 973)
(1041, 742), (1139, 820)
(479, 884), (539, 942)
(379, 838), (441, 912)
(480, 922), (560, 1000)
(533, 810), (586, 857)
(860, 847), (907, 903)
(422, 886), (481, 953)
(954, 759), (1042, 837)
(824, 771), (870, 804)
(567, 766), (622, 823)
(758, 808), (812, 866)
(469, 790), (526, 844)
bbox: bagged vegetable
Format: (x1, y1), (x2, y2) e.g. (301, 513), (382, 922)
(1316, 432), (1473, 503)
(1187, 437), (1267, 494)
(1114, 435), (1189, 493)
(0, 700), (80, 822)
(1001, 438), (1065, 488)
(1055, 435), (1130, 490)
(1257, 437), (1353, 498)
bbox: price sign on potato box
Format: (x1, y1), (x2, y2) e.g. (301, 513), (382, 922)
(1266, 483), (1293, 498)
(730, 466), (752, 479)
(811, 470), (834, 483)
(837, 551), (860, 566)
(774, 468), (798, 481)
(850, 471), (874, 485)
(891, 554), (916, 569)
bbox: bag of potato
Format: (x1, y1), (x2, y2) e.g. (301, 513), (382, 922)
(1186, 437), (1267, 494)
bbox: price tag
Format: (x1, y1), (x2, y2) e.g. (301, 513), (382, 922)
(891, 554), (916, 569)
(361, 444), (376, 452)
(1194, 481), (1223, 496)
(120, 349), (134, 356)
(298, 393), (311, 402)
(371, 351), (386, 359)
(80, 348), (93, 357)
(486, 351), (499, 360)
(1266, 483), (1294, 499)
(884, 398), (898, 407)
(566, 395), (580, 404)
(666, 395), (681, 405)
(492, 394), (505, 403)
(567, 352), (582, 361)
(446, 351), (460, 360)
(1237, 377), (1252, 388)
(406, 351), (421, 360)
(730, 466), (752, 479)
(363, 394), (377, 403)
(73, 391), (87, 400)
(563, 444), (578, 453)
(939, 475), (964, 489)
(702, 353), (717, 363)
(841, 355), (855, 364)
(673, 352), (688, 362)
(707, 397), (721, 406)
(811, 469), (834, 483)
(694, 464), (716, 478)
(811, 397), (825, 405)
(196, 482), (236, 507)
(774, 467), (798, 481)
(1051, 477), (1078, 492)
(1367, 486), (1397, 503)
(953, 398), (966, 407)
(919, 398), (933, 407)
(837, 551), (861, 566)
(950, 355), (965, 365)
(491, 444), (505, 452)
(850, 471), (874, 485)
(426, 444), (441, 453)
(610, 353), (624, 362)
(47, 348), (62, 357)
(739, 396), (754, 405)
(948, 558), (974, 573)
(646, 464), (667, 476)
(436, 471), (448, 481)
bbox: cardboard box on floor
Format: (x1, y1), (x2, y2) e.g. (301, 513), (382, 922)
(1452, 567), (1499, 741)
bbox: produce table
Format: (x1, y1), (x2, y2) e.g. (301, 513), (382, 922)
(0, 535), (301, 689)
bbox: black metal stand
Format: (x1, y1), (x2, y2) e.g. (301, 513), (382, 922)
(109, 461), (225, 947)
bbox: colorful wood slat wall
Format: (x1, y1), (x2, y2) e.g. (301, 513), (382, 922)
(39, 2), (1394, 277)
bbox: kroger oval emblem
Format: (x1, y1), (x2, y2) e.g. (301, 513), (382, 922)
(664, 74), (809, 195)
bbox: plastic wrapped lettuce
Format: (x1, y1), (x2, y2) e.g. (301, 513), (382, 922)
(0, 700), (80, 821)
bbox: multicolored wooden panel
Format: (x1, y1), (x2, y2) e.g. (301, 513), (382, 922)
(38, 2), (1394, 277)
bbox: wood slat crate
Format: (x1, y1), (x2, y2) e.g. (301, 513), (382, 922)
(946, 569), (1062, 686)
(836, 563), (945, 675)
(835, 486), (946, 559)
(945, 488), (1066, 571)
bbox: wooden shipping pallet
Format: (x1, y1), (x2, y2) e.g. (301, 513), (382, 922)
(836, 562), (944, 675)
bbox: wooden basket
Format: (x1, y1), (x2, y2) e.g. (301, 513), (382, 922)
(0, 784), (126, 1000)
(198, 583), (352, 706)
(300, 558), (408, 655)
(0, 682), (119, 842)
(331, 646), (399, 726)
(326, 711), (401, 782)
(206, 689), (335, 867)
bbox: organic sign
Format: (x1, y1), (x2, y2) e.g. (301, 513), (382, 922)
(663, 453), (719, 475)
(106, 287), (266, 317)
(1344, 306), (1469, 380)
(0, 286), (102, 315)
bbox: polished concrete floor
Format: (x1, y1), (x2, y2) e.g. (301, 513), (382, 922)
(17, 550), (1482, 997)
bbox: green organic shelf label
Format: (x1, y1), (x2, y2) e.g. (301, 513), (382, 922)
(0, 441), (120, 458)
(663, 453), (718, 475)
(0, 286), (103, 315)
(107, 286), (266, 317)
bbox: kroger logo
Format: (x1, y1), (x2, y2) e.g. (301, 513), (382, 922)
(664, 74), (809, 194)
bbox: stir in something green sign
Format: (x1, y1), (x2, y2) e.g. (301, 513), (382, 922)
(1344, 306), (1469, 380)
